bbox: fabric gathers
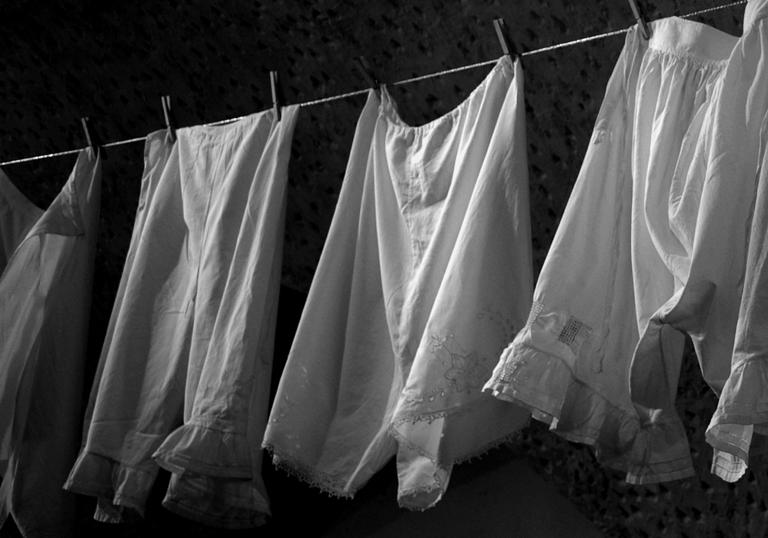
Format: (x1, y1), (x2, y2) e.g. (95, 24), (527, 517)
(486, 0), (768, 487)
(485, 16), (741, 482)
(262, 55), (533, 510)
(0, 150), (101, 538)
(64, 107), (298, 528)
(9, 3), (768, 530)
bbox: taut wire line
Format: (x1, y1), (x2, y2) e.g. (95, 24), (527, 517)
(0, 0), (747, 167)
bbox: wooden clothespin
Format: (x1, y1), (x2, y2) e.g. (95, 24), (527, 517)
(355, 56), (380, 93)
(628, 0), (652, 40)
(269, 70), (282, 121)
(80, 116), (103, 159)
(161, 95), (177, 143)
(493, 17), (518, 59)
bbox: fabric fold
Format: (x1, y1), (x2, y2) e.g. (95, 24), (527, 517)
(0, 149), (101, 537)
(484, 17), (740, 484)
(66, 106), (298, 528)
(705, 6), (768, 480)
(264, 55), (533, 510)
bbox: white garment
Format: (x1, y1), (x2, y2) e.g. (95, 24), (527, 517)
(0, 150), (101, 538)
(705, 1), (768, 482)
(263, 56), (532, 510)
(485, 18), (739, 484)
(65, 107), (298, 528)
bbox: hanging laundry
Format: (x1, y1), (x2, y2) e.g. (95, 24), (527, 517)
(691, 0), (768, 482)
(0, 150), (101, 538)
(65, 107), (299, 529)
(263, 55), (533, 510)
(485, 17), (740, 484)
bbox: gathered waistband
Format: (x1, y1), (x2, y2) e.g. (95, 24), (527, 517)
(648, 17), (739, 64)
(179, 108), (277, 142)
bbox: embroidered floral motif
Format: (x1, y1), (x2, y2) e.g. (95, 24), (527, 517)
(403, 307), (522, 407)
(429, 334), (487, 393)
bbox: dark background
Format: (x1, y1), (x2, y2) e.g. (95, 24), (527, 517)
(0, 1), (759, 536)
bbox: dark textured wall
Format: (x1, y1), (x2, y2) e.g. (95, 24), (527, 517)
(0, 1), (757, 536)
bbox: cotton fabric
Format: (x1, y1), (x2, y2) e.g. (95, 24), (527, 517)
(65, 107), (298, 528)
(263, 56), (532, 510)
(704, 0), (768, 482)
(485, 18), (740, 484)
(0, 150), (101, 538)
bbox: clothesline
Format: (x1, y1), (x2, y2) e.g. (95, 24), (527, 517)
(0, 0), (747, 167)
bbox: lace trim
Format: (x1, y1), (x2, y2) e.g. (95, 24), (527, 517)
(389, 408), (526, 466)
(262, 444), (355, 499)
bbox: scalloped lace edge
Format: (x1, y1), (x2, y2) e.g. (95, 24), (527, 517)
(389, 413), (526, 468)
(263, 444), (355, 499)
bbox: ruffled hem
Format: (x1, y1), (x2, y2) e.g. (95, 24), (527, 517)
(161, 470), (270, 529)
(152, 422), (251, 478)
(710, 449), (748, 482)
(706, 358), (768, 482)
(484, 342), (694, 484)
(63, 450), (157, 521)
(262, 444), (356, 499)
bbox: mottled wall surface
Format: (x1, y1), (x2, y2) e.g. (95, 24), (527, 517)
(0, 1), (757, 536)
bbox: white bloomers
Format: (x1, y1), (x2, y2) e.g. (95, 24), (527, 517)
(263, 55), (533, 510)
(64, 107), (298, 528)
(704, 0), (768, 482)
(485, 17), (743, 484)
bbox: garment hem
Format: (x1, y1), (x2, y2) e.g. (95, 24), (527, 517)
(63, 450), (155, 519)
(152, 422), (252, 478)
(262, 444), (357, 499)
(485, 341), (695, 483)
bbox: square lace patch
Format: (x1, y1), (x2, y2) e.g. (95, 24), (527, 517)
(558, 317), (586, 346)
